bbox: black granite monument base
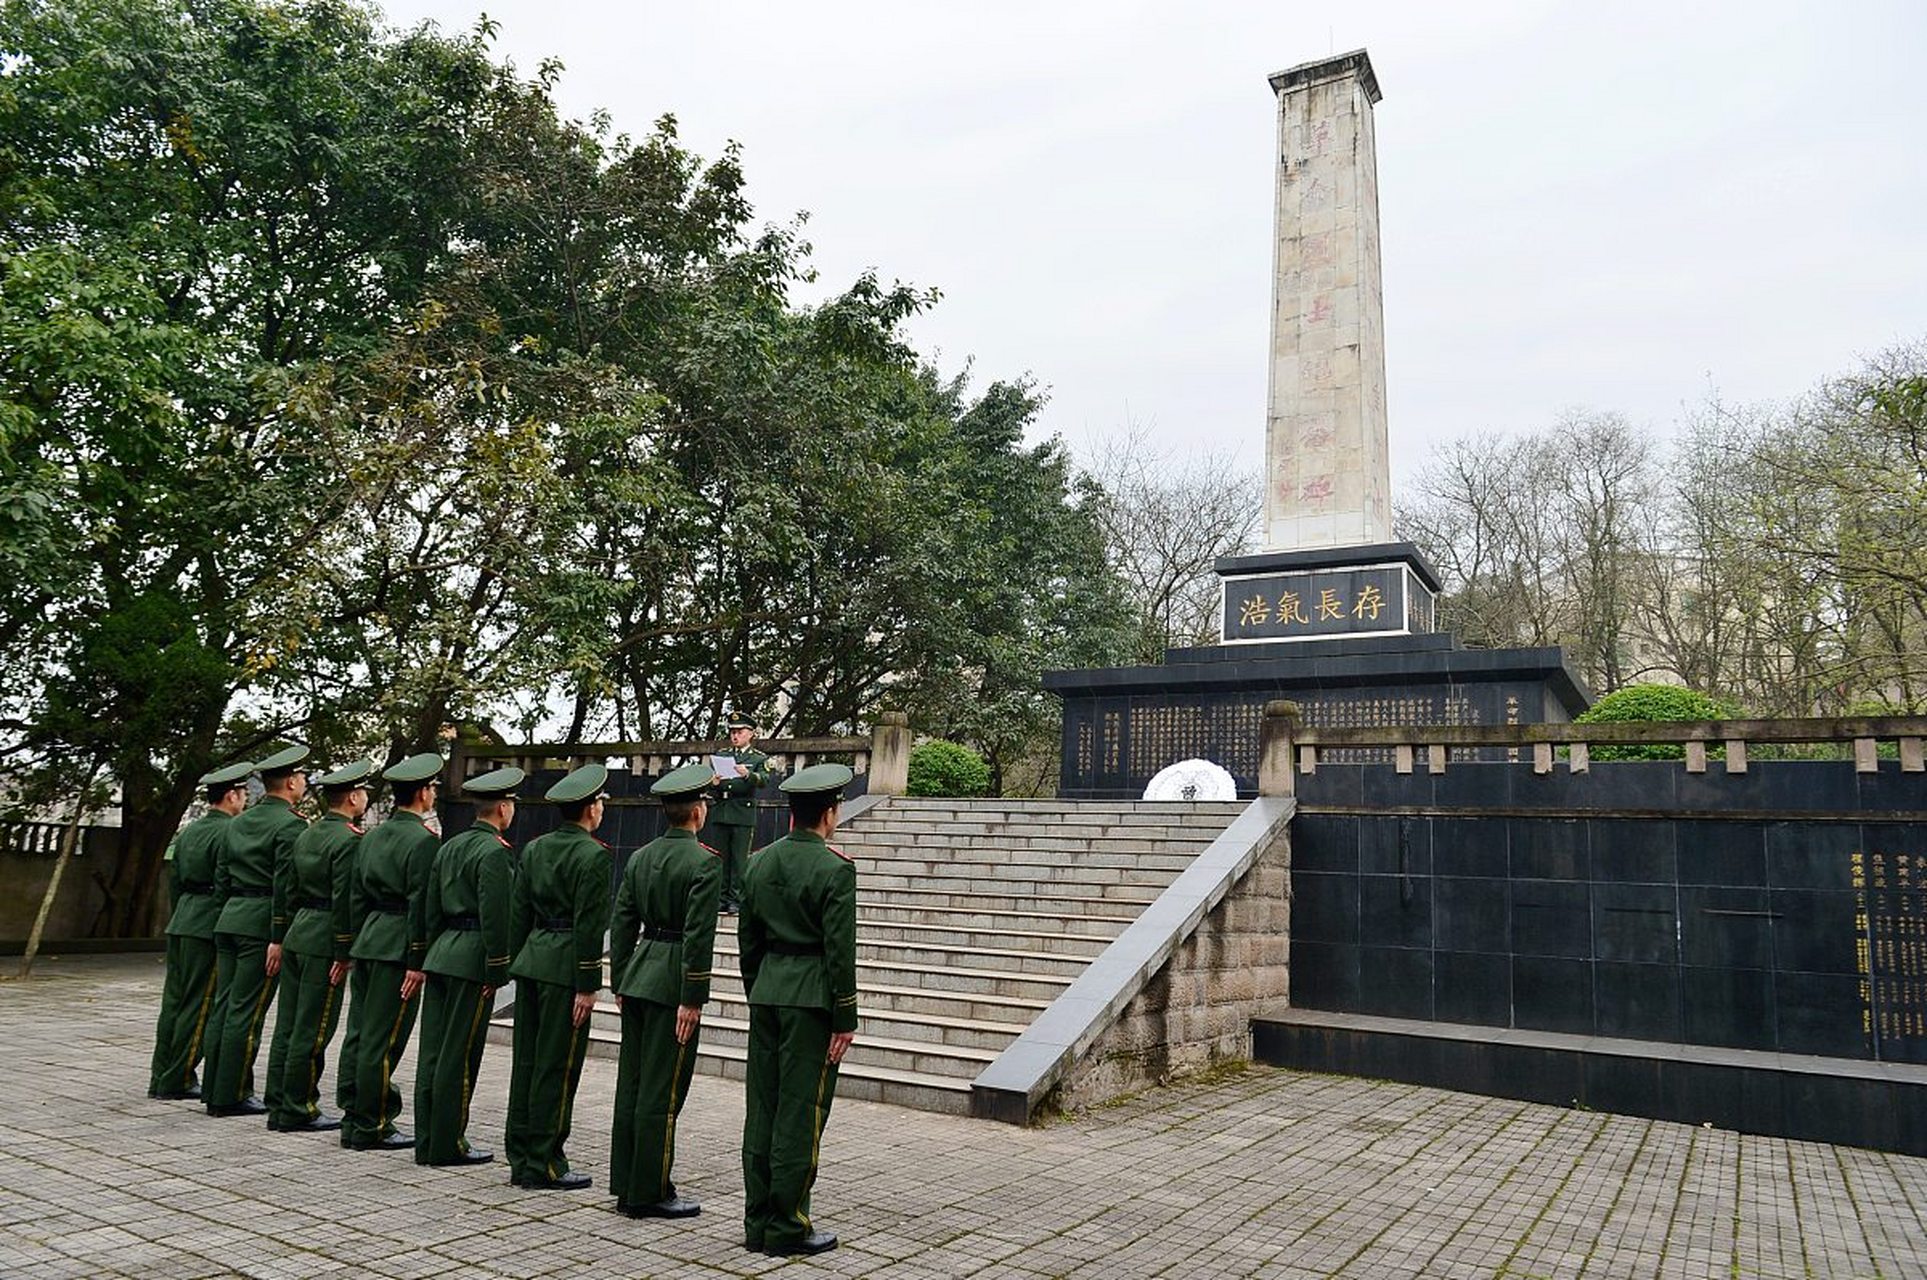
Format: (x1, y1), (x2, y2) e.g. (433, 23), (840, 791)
(1045, 631), (1589, 799)
(1045, 540), (1589, 798)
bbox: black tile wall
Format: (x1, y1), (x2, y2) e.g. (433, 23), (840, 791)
(1434, 951), (1510, 1027)
(1512, 957), (1593, 1035)
(1435, 878), (1509, 953)
(1289, 760), (1924, 1063)
(1510, 881), (1592, 958)
(1509, 818), (1589, 881)
(1594, 961), (1682, 1041)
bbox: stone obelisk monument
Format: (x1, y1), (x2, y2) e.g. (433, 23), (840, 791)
(1214, 48), (1438, 646)
(1043, 48), (1588, 798)
(1263, 50), (1391, 552)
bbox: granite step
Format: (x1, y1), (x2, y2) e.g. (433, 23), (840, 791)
(853, 919), (1116, 957)
(855, 885), (1160, 916)
(856, 870), (1172, 899)
(570, 1024), (975, 1115)
(854, 901), (1134, 937)
(491, 797), (1249, 1116)
(844, 846), (1201, 873)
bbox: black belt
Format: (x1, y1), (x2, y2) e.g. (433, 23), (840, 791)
(179, 882), (215, 895)
(642, 923), (684, 942)
(368, 899), (407, 914)
(536, 915), (572, 931)
(296, 896), (331, 910)
(766, 940), (822, 957)
(229, 886), (271, 898)
(443, 915), (481, 931)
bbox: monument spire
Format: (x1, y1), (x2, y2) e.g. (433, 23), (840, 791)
(1263, 48), (1392, 551)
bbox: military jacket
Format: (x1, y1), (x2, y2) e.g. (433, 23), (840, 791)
(508, 825), (611, 993)
(282, 812), (361, 961)
(422, 821), (515, 987)
(609, 828), (723, 1009)
(165, 811), (230, 940)
(215, 796), (306, 940)
(350, 807), (439, 966)
(711, 747), (770, 827)
(738, 828), (858, 1033)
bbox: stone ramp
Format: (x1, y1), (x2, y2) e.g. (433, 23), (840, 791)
(493, 797), (1247, 1114)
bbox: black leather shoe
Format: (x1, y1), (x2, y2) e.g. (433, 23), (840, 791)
(766, 1231), (837, 1256)
(153, 1087), (202, 1101)
(625, 1196), (699, 1218)
(743, 1237), (764, 1252)
(376, 1130), (414, 1149)
(294, 1113), (343, 1132)
(423, 1147), (494, 1166)
(208, 1097), (268, 1117)
(522, 1170), (592, 1191)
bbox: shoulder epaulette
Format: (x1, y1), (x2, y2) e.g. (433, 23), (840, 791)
(496, 834), (512, 848)
(349, 823), (364, 835)
(701, 842), (723, 858)
(830, 844), (853, 863)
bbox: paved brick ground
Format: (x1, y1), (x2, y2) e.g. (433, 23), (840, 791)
(3, 954), (1923, 1279)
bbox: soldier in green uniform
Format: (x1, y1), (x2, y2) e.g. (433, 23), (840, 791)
(414, 765), (523, 1166)
(504, 763), (615, 1191)
(738, 763), (859, 1257)
(340, 752), (444, 1151)
(266, 760), (372, 1132)
(205, 745), (309, 1117)
(710, 713), (771, 915)
(148, 760), (252, 1100)
(608, 761), (725, 1219)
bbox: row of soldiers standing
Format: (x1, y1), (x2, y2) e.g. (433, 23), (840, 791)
(145, 725), (858, 1256)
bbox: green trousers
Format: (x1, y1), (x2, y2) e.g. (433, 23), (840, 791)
(504, 978), (593, 1185)
(261, 958), (295, 1117)
(742, 1003), (838, 1250)
(335, 963), (363, 1117)
(267, 951), (345, 1129)
(610, 997), (702, 1207)
(716, 823), (752, 907)
(342, 957), (419, 1147)
(205, 935), (274, 1110)
(414, 973), (492, 1164)
(148, 934), (219, 1096)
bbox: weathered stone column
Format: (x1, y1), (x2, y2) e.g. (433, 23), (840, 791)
(1258, 700), (1301, 797)
(1263, 50), (1391, 552)
(868, 711), (911, 796)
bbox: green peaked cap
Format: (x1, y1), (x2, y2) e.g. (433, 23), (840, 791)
(382, 752), (445, 784)
(198, 761), (254, 787)
(779, 762), (854, 795)
(461, 765), (525, 799)
(651, 761), (715, 799)
(256, 745), (310, 775)
(316, 759), (375, 788)
(546, 763), (609, 803)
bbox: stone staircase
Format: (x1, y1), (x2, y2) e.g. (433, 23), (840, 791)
(502, 797), (1249, 1115)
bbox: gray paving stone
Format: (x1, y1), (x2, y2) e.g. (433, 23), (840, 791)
(5, 953), (1927, 1278)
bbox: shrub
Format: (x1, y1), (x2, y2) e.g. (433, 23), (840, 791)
(1574, 684), (1736, 761)
(907, 740), (992, 797)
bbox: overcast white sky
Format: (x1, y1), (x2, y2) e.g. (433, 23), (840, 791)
(382, 0), (1927, 488)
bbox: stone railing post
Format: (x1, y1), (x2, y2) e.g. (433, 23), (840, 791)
(868, 711), (911, 796)
(1258, 700), (1300, 798)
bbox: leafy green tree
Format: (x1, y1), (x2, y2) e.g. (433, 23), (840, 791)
(0, 0), (502, 930)
(1, 0), (1138, 929)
